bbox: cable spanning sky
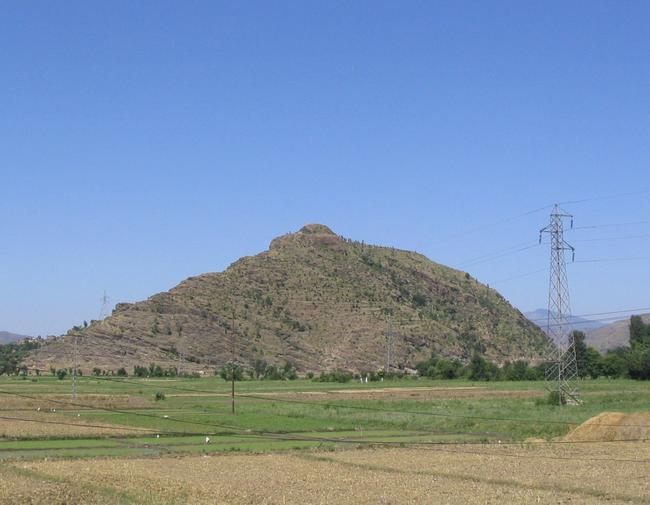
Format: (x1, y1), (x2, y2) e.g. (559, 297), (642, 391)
(1, 2), (649, 336)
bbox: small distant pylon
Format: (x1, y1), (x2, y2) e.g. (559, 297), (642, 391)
(72, 333), (78, 399)
(99, 291), (111, 320)
(385, 319), (394, 375)
(539, 204), (581, 405)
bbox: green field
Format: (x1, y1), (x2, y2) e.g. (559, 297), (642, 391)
(1, 375), (648, 461)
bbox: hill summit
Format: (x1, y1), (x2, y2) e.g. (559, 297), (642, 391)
(27, 225), (549, 373)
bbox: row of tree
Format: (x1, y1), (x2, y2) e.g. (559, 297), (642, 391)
(218, 360), (298, 381)
(415, 352), (544, 381)
(0, 340), (40, 376)
(573, 316), (650, 380)
(414, 316), (650, 382)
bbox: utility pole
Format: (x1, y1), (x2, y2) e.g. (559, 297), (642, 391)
(231, 311), (236, 415)
(539, 204), (580, 405)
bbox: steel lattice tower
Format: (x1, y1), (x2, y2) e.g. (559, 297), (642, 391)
(539, 204), (580, 405)
(99, 291), (111, 320)
(72, 333), (78, 399)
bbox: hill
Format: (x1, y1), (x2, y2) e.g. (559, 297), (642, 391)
(0, 331), (30, 345)
(524, 309), (605, 344)
(26, 224), (550, 373)
(585, 314), (650, 353)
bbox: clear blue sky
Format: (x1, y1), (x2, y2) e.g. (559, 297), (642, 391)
(1, 1), (649, 337)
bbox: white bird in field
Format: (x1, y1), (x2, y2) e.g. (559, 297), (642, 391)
(205, 436), (210, 445)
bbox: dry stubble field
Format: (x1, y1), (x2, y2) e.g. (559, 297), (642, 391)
(2, 377), (650, 504)
(1, 443), (649, 505)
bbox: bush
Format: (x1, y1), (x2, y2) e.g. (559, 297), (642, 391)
(56, 369), (67, 380)
(545, 390), (567, 406)
(154, 391), (166, 401)
(433, 358), (463, 379)
(314, 370), (353, 383)
(468, 353), (500, 381)
(219, 363), (243, 381)
(116, 367), (128, 377)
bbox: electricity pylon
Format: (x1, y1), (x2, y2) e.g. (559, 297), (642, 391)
(99, 291), (110, 320)
(385, 319), (394, 375)
(72, 332), (78, 399)
(539, 204), (580, 405)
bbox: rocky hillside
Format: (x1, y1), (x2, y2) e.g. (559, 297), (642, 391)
(26, 224), (550, 373)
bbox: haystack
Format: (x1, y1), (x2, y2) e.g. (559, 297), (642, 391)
(563, 412), (650, 442)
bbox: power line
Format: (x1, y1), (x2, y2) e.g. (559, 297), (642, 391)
(430, 204), (554, 248)
(48, 375), (650, 430)
(558, 188), (650, 206)
(2, 409), (649, 458)
(572, 233), (650, 243)
(460, 244), (540, 268)
(0, 389), (241, 433)
(433, 188), (649, 251)
(457, 242), (540, 268)
(573, 220), (650, 230)
(490, 268), (547, 284)
(0, 415), (174, 435)
(526, 306), (650, 324)
(575, 256), (650, 263)
(2, 386), (650, 465)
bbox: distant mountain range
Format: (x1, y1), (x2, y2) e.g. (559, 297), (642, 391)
(524, 309), (606, 339)
(584, 313), (650, 353)
(0, 331), (30, 345)
(524, 309), (649, 353)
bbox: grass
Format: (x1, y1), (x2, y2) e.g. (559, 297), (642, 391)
(1, 375), (649, 461)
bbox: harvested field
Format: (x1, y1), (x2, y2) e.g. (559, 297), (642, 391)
(2, 377), (650, 503)
(563, 412), (650, 442)
(234, 386), (543, 402)
(0, 412), (154, 438)
(0, 394), (152, 411)
(2, 444), (648, 504)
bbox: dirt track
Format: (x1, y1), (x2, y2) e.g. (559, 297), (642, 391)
(2, 443), (649, 504)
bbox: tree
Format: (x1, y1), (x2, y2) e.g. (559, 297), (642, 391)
(253, 359), (267, 379)
(601, 349), (628, 378)
(433, 358), (462, 379)
(415, 352), (438, 378)
(629, 316), (648, 346)
(569, 330), (589, 378)
(468, 353), (499, 381)
(282, 362), (298, 380)
(583, 347), (603, 378)
(503, 360), (534, 381)
(219, 363), (243, 381)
